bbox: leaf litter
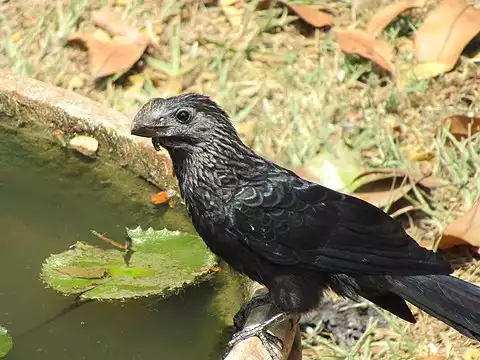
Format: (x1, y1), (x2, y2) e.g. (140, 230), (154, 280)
(256, 0), (335, 28)
(365, 0), (426, 37)
(414, 0), (480, 71)
(439, 200), (480, 249)
(442, 114), (480, 140)
(68, 9), (150, 78)
(349, 168), (440, 208)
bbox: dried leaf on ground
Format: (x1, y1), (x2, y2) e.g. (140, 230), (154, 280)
(351, 173), (412, 208)
(366, 0), (426, 37)
(257, 0), (334, 28)
(92, 8), (150, 45)
(442, 115), (480, 140)
(334, 29), (396, 74)
(220, 0), (245, 27)
(414, 0), (480, 71)
(399, 61), (453, 81)
(349, 168), (439, 208)
(439, 200), (480, 248)
(68, 33), (147, 78)
(419, 356), (447, 360)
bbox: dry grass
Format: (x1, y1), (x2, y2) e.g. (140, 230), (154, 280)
(1, 0), (480, 358)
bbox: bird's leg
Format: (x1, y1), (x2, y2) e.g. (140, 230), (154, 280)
(225, 312), (289, 360)
(233, 292), (271, 330)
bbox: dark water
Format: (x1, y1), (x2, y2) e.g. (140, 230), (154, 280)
(0, 132), (236, 360)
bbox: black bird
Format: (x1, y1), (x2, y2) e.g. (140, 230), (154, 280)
(131, 94), (480, 357)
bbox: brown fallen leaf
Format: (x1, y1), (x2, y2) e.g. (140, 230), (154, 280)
(257, 0), (334, 28)
(56, 267), (107, 279)
(442, 115), (480, 140)
(68, 33), (147, 78)
(334, 29), (396, 74)
(419, 356), (447, 360)
(91, 8), (150, 45)
(349, 168), (440, 208)
(414, 0), (480, 71)
(439, 200), (480, 249)
(366, 0), (426, 37)
(151, 189), (177, 205)
(286, 3), (335, 28)
(351, 175), (412, 208)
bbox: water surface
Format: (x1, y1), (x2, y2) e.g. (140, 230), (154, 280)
(0, 131), (236, 360)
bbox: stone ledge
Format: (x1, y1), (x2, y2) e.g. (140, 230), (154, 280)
(0, 69), (174, 189)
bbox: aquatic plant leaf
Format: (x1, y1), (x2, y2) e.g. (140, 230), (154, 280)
(0, 326), (13, 358)
(41, 228), (216, 300)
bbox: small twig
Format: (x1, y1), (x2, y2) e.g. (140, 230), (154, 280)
(90, 230), (125, 250)
(389, 205), (422, 219)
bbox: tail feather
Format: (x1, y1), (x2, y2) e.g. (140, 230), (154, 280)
(388, 275), (480, 341)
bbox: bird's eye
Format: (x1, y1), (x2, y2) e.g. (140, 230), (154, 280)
(176, 109), (191, 123)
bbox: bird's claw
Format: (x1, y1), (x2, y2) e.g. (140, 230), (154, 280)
(224, 312), (288, 360)
(233, 292), (271, 331)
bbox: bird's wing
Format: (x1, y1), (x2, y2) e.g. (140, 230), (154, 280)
(226, 171), (451, 275)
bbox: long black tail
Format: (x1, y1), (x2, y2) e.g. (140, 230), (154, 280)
(386, 275), (480, 341)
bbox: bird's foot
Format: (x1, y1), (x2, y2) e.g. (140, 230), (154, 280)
(225, 312), (288, 360)
(233, 292), (271, 331)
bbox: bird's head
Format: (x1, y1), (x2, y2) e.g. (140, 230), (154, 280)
(130, 93), (239, 154)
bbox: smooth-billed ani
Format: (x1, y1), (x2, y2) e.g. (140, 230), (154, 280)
(131, 94), (480, 357)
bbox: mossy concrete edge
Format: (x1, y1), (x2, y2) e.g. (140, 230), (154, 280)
(0, 69), (174, 190)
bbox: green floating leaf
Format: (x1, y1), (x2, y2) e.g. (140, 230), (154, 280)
(0, 326), (13, 358)
(41, 228), (216, 300)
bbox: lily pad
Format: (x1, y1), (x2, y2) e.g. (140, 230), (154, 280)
(41, 227), (216, 300)
(0, 326), (13, 358)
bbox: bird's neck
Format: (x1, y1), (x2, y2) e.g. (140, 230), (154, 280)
(168, 137), (265, 217)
